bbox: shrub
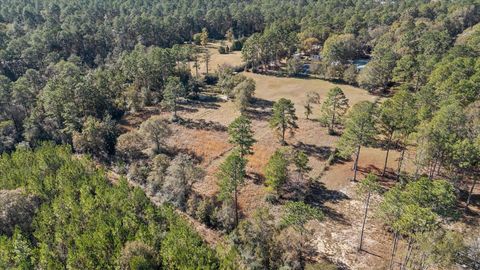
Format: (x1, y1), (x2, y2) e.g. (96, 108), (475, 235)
(343, 64), (358, 85)
(218, 46), (227, 54)
(204, 73), (219, 85)
(286, 58), (303, 77)
(116, 131), (145, 161)
(193, 33), (202, 45)
(231, 40), (243, 51)
(118, 241), (159, 270)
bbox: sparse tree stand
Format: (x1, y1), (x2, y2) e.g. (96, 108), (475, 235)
(320, 87), (349, 134)
(356, 173), (380, 251)
(269, 98), (298, 145)
(217, 152), (247, 227)
(161, 77), (186, 122)
(338, 101), (376, 181)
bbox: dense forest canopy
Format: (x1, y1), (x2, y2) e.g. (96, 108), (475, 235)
(1, 0), (480, 269)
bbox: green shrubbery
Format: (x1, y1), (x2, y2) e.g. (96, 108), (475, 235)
(0, 143), (218, 269)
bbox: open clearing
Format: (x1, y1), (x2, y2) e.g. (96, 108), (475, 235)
(120, 43), (479, 269)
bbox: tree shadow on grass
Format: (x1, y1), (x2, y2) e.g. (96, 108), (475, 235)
(248, 172), (265, 186)
(244, 97), (274, 121)
(294, 142), (332, 160)
(178, 118), (228, 132)
(305, 181), (351, 225)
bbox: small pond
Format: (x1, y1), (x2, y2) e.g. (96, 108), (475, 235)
(353, 59), (370, 70)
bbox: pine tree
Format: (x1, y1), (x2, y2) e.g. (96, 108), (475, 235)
(217, 152), (247, 227)
(228, 115), (256, 157)
(338, 101), (377, 181)
(264, 149), (289, 195)
(162, 77), (185, 121)
(356, 173), (381, 251)
(269, 98), (298, 145)
(320, 87), (349, 134)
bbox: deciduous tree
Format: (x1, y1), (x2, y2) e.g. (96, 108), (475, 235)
(303, 91), (320, 120)
(139, 116), (172, 154)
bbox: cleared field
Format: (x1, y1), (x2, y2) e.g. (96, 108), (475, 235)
(192, 42), (243, 75)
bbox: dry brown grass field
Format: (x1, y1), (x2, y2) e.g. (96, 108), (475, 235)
(119, 42), (479, 269)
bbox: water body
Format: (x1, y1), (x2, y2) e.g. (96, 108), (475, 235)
(353, 59), (370, 70)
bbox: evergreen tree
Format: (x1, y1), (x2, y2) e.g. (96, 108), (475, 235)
(355, 173), (381, 251)
(377, 88), (417, 176)
(338, 101), (377, 181)
(320, 87), (349, 134)
(162, 76), (186, 121)
(293, 150), (311, 181)
(217, 151), (247, 227)
(269, 98), (298, 145)
(228, 115), (256, 157)
(264, 148), (289, 195)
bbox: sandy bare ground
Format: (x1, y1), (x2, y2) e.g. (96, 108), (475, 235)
(119, 46), (479, 269)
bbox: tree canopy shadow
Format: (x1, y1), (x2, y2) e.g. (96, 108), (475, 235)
(305, 181), (350, 225)
(178, 118), (228, 132)
(248, 172), (265, 185)
(294, 142), (332, 160)
(244, 97), (274, 121)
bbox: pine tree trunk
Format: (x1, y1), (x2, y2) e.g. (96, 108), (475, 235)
(172, 99), (178, 121)
(401, 238), (414, 270)
(331, 102), (336, 133)
(389, 232), (399, 270)
(383, 132), (394, 176)
(466, 177), (478, 209)
(299, 230), (305, 270)
(396, 148), (406, 181)
(358, 191), (371, 251)
(353, 145), (361, 181)
(234, 186), (238, 227)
